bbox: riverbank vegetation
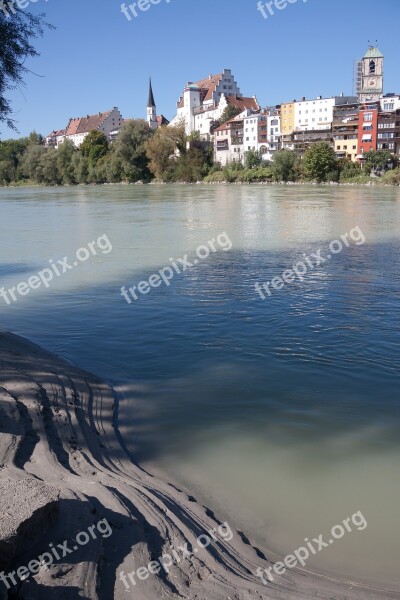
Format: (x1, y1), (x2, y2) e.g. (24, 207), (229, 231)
(1, 123), (399, 187)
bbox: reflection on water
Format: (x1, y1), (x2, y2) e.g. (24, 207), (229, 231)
(0, 184), (400, 590)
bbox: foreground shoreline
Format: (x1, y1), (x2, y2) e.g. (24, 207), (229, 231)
(1, 180), (399, 188)
(0, 330), (398, 599)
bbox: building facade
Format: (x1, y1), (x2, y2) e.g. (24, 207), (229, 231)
(357, 103), (379, 158)
(170, 69), (259, 139)
(332, 100), (359, 162)
(358, 46), (384, 103)
(59, 108), (123, 148)
(377, 109), (400, 156)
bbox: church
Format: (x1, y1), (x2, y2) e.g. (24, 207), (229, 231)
(146, 79), (169, 129)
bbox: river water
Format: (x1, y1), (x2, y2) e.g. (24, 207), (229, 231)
(0, 184), (399, 592)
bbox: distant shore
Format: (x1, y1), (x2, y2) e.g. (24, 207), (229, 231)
(1, 179), (399, 189)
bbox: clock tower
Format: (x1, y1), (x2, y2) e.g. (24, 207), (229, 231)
(358, 45), (384, 103)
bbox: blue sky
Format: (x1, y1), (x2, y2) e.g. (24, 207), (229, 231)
(1, 0), (400, 139)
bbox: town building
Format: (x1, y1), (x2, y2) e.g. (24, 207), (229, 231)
(294, 96), (335, 132)
(332, 100), (359, 162)
(282, 95), (357, 156)
(214, 112), (247, 167)
(58, 108), (123, 148)
(258, 108), (281, 161)
(169, 69), (259, 139)
(377, 109), (400, 156)
(358, 46), (384, 103)
(357, 102), (379, 160)
(45, 129), (65, 148)
(380, 94), (400, 112)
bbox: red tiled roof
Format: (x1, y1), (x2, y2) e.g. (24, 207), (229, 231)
(194, 73), (223, 102)
(213, 123), (230, 133)
(65, 111), (112, 136)
(226, 95), (260, 111)
(46, 129), (65, 138)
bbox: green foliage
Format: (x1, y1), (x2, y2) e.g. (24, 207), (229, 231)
(244, 149), (262, 169)
(80, 130), (109, 165)
(378, 168), (400, 185)
(239, 166), (274, 182)
(363, 149), (397, 173)
(272, 150), (299, 182)
(114, 120), (153, 182)
(203, 170), (227, 183)
(302, 143), (338, 182)
(0, 10), (51, 129)
(57, 139), (77, 184)
(220, 105), (241, 125)
(20, 144), (47, 180)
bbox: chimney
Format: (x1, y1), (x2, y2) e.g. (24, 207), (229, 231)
(302, 96), (306, 101)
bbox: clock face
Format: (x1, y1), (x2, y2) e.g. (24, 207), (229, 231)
(369, 79), (376, 87)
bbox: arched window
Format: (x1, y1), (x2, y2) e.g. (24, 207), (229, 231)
(369, 60), (376, 74)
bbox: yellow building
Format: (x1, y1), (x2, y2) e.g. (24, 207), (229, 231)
(334, 137), (359, 162)
(280, 102), (295, 135)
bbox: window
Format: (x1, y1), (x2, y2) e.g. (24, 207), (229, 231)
(363, 125), (372, 131)
(384, 103), (395, 110)
(353, 146), (357, 150)
(364, 112), (373, 121)
(369, 60), (376, 75)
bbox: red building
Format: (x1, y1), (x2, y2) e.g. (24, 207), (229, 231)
(357, 102), (379, 160)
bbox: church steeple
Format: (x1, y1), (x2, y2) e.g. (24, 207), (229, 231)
(147, 78), (156, 109)
(147, 78), (157, 130)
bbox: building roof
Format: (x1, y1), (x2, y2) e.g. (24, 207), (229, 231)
(156, 115), (170, 126)
(364, 46), (383, 59)
(194, 73), (224, 102)
(46, 129), (65, 138)
(226, 95), (260, 111)
(177, 72), (224, 108)
(148, 78), (156, 108)
(65, 111), (113, 136)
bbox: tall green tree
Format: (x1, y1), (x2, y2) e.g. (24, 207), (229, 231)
(80, 130), (109, 165)
(144, 124), (185, 181)
(0, 9), (51, 129)
(364, 149), (396, 172)
(114, 120), (153, 182)
(244, 149), (262, 169)
(302, 143), (338, 182)
(57, 139), (77, 184)
(272, 149), (299, 182)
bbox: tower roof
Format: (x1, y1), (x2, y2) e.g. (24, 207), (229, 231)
(147, 78), (156, 108)
(364, 46), (383, 59)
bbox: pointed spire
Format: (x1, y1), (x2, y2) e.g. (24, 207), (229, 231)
(147, 78), (156, 108)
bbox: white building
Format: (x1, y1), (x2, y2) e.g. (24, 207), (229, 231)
(294, 96), (335, 132)
(258, 109), (281, 161)
(380, 94), (400, 112)
(59, 107), (123, 148)
(170, 69), (259, 139)
(214, 113), (246, 167)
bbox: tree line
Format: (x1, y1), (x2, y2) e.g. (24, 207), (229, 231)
(1, 123), (399, 186)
